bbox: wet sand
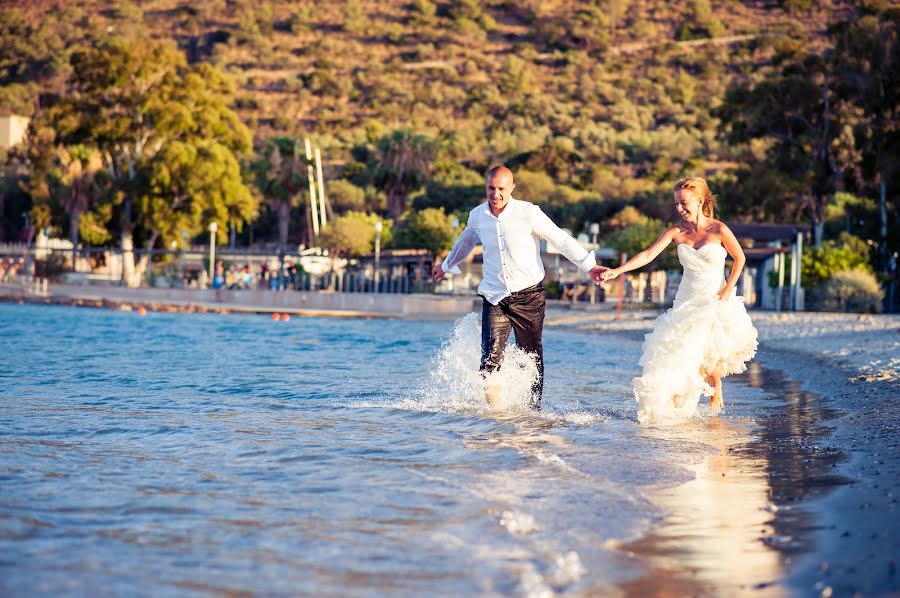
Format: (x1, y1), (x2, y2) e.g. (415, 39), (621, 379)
(545, 309), (900, 597)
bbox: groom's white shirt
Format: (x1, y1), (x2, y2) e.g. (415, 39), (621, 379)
(441, 197), (596, 305)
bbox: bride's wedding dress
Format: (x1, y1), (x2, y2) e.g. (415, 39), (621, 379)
(633, 243), (758, 424)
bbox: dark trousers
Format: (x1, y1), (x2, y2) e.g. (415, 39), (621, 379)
(480, 283), (546, 410)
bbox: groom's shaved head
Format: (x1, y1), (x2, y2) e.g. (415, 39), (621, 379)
(487, 165), (514, 183)
(485, 165), (515, 215)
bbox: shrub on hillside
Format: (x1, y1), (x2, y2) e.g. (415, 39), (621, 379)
(802, 232), (873, 288)
(342, 1), (369, 35)
(514, 170), (556, 201)
(811, 269), (884, 313)
(409, 0), (438, 27)
(327, 180), (367, 213)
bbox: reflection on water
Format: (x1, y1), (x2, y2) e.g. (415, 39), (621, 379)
(620, 359), (851, 597)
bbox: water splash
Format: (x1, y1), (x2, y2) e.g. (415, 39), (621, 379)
(395, 313), (540, 414)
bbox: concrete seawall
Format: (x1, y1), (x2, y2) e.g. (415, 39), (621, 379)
(0, 282), (482, 319)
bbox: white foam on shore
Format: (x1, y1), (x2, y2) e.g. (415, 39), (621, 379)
(500, 510), (540, 535)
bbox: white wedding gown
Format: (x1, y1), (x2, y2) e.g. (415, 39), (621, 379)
(633, 243), (758, 424)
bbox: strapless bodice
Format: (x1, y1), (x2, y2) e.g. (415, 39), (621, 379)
(677, 243), (726, 272)
(675, 243), (727, 300)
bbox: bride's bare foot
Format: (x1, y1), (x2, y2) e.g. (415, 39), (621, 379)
(709, 388), (723, 416)
(708, 374), (723, 415)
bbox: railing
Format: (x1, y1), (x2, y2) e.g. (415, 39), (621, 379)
(0, 245), (436, 295)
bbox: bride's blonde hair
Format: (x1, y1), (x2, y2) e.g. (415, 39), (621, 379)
(674, 177), (717, 218)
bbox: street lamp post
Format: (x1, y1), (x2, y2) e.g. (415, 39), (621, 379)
(589, 222), (600, 245)
(374, 220), (383, 293)
(169, 240), (177, 278)
(208, 222), (218, 285)
(179, 231), (187, 285)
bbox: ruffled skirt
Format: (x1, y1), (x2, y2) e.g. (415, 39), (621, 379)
(633, 290), (758, 425)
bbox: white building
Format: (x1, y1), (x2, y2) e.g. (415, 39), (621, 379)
(0, 114), (30, 149)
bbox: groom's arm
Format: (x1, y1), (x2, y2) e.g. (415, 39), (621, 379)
(433, 223), (479, 281)
(528, 205), (605, 278)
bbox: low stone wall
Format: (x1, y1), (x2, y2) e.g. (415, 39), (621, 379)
(0, 282), (480, 319)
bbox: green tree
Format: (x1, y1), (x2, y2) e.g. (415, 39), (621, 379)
(36, 38), (255, 286)
(343, 1), (369, 35)
(678, 0), (725, 40)
(450, 0), (496, 32)
(319, 211), (392, 257)
(514, 170), (556, 201)
(252, 137), (308, 248)
(375, 130), (435, 219)
(394, 207), (455, 255)
(604, 207), (680, 282)
(412, 161), (482, 215)
(0, 7), (75, 115)
(499, 55), (534, 96)
(607, 0), (631, 34)
(570, 4), (611, 52)
(830, 10), (900, 270)
(327, 179), (367, 213)
(409, 0), (438, 27)
(719, 39), (850, 245)
(56, 145), (102, 246)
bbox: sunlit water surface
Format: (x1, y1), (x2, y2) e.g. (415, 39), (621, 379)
(0, 303), (834, 596)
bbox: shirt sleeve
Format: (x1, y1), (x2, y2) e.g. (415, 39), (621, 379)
(529, 205), (596, 273)
(440, 219), (480, 275)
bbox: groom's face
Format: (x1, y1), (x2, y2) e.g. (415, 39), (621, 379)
(486, 171), (515, 215)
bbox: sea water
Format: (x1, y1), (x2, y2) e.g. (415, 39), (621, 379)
(0, 303), (823, 596)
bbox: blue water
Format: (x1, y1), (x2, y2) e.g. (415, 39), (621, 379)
(0, 303), (787, 596)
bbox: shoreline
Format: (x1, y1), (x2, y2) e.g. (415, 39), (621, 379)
(545, 308), (899, 595)
(762, 348), (899, 597)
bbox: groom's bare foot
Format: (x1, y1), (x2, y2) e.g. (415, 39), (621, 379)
(485, 383), (503, 409)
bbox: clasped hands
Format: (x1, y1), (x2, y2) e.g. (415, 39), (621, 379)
(589, 265), (609, 284)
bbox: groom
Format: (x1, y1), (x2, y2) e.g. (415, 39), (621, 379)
(432, 166), (606, 410)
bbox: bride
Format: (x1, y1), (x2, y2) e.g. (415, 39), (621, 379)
(601, 177), (758, 424)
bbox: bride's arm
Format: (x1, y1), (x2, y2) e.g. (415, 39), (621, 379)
(718, 223), (746, 299)
(602, 227), (678, 280)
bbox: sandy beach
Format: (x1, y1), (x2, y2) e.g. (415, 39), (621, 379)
(545, 307), (900, 597)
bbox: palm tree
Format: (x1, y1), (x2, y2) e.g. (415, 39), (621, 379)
(253, 137), (306, 248)
(58, 145), (102, 247)
(375, 130), (434, 219)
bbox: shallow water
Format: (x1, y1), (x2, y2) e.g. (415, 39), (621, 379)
(0, 303), (843, 596)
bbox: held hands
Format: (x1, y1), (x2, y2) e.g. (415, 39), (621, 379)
(600, 268), (621, 282)
(431, 263), (446, 282)
(589, 265), (609, 285)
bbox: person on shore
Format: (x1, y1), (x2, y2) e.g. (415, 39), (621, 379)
(601, 176), (758, 424)
(212, 260), (225, 290)
(432, 165), (607, 410)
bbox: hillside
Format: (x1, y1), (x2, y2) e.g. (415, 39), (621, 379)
(1, 0), (890, 244)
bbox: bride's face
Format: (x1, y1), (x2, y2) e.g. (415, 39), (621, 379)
(674, 189), (702, 221)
